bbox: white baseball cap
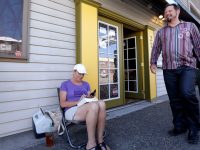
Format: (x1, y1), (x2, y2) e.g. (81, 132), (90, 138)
(73, 64), (87, 74)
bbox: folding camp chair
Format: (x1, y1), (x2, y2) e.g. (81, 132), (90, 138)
(57, 88), (86, 149)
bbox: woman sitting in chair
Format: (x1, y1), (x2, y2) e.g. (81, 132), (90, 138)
(60, 64), (110, 150)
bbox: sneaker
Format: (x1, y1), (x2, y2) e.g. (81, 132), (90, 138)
(168, 128), (187, 136)
(188, 130), (199, 144)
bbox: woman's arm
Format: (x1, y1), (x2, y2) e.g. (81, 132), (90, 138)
(60, 91), (79, 108)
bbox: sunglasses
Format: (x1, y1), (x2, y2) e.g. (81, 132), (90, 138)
(76, 71), (84, 76)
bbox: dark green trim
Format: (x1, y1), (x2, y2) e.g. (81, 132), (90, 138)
(75, 1), (82, 64)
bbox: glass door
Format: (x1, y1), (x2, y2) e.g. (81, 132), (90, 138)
(98, 18), (124, 108)
(124, 37), (138, 93)
(123, 34), (145, 100)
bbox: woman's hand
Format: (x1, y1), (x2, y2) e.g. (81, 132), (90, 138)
(80, 94), (86, 100)
(85, 95), (94, 98)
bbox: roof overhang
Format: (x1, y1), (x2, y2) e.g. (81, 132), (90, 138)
(132, 0), (200, 27)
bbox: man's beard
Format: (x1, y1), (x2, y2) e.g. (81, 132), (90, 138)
(166, 16), (173, 22)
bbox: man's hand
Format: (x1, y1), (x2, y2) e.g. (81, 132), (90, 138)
(150, 64), (157, 74)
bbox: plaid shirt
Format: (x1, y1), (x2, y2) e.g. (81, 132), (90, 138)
(150, 21), (200, 69)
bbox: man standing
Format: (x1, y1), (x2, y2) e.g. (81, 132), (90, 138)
(150, 3), (200, 144)
(196, 61), (200, 95)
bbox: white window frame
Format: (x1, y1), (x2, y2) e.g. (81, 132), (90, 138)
(124, 36), (138, 93)
(98, 21), (120, 101)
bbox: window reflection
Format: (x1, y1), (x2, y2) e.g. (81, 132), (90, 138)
(99, 23), (108, 53)
(124, 37), (138, 92)
(128, 49), (135, 58)
(100, 84), (109, 99)
(125, 81), (128, 91)
(129, 81), (137, 91)
(99, 69), (109, 84)
(98, 21), (119, 100)
(99, 56), (108, 68)
(124, 50), (127, 59)
(129, 70), (136, 80)
(128, 59), (136, 69)
(108, 26), (117, 54)
(109, 69), (118, 83)
(128, 38), (135, 48)
(125, 71), (128, 80)
(0, 0), (23, 57)
(110, 84), (118, 98)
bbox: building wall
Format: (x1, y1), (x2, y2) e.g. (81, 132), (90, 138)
(178, 0), (200, 20)
(156, 69), (167, 97)
(191, 0), (200, 6)
(0, 0), (76, 137)
(179, 0), (190, 8)
(95, 0), (166, 97)
(94, 0), (163, 28)
(190, 0), (200, 20)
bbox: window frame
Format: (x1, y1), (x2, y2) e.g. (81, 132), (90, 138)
(98, 21), (120, 101)
(124, 36), (138, 93)
(0, 0), (30, 62)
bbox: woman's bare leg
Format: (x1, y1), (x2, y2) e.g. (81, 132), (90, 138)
(96, 101), (106, 143)
(74, 102), (99, 149)
(96, 101), (110, 150)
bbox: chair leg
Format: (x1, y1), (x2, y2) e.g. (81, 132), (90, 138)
(103, 130), (107, 138)
(63, 119), (86, 149)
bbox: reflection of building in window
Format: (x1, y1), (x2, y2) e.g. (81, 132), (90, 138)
(0, 36), (22, 55)
(113, 50), (117, 82)
(100, 70), (108, 78)
(99, 35), (117, 49)
(99, 57), (109, 68)
(99, 58), (115, 68)
(99, 35), (107, 49)
(111, 87), (118, 97)
(99, 21), (119, 100)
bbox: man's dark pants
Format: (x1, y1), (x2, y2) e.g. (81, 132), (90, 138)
(196, 69), (200, 94)
(163, 66), (199, 132)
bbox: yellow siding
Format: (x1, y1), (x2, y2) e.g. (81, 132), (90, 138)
(147, 29), (157, 99)
(79, 3), (99, 95)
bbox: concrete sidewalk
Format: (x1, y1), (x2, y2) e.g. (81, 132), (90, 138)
(1, 95), (199, 150)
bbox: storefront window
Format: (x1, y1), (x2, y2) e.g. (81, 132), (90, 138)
(124, 37), (138, 92)
(0, 0), (29, 60)
(98, 21), (120, 100)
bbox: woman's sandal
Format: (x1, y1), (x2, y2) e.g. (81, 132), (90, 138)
(98, 142), (108, 150)
(85, 145), (98, 150)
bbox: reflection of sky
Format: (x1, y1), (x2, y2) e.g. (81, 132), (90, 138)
(99, 24), (117, 57)
(99, 43), (117, 57)
(0, 0), (23, 40)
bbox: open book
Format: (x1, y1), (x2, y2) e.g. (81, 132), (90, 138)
(77, 97), (98, 107)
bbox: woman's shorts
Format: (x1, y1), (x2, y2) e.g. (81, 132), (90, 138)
(65, 106), (78, 120)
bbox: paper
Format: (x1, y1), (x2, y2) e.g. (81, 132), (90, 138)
(77, 97), (98, 107)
